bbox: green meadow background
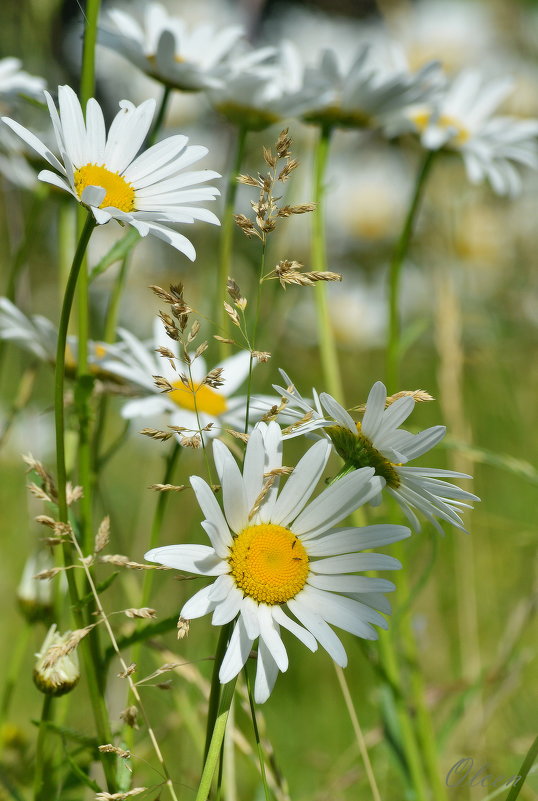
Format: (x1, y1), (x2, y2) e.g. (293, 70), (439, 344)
(0, 0), (537, 799)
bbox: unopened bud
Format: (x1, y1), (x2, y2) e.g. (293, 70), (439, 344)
(17, 551), (54, 624)
(33, 625), (80, 697)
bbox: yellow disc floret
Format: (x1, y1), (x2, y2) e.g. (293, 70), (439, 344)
(74, 164), (136, 212)
(229, 524), (309, 605)
(169, 380), (228, 416)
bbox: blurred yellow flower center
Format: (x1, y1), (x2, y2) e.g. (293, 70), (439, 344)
(229, 524), (309, 604)
(74, 164), (135, 212)
(411, 110), (470, 145)
(169, 380), (227, 416)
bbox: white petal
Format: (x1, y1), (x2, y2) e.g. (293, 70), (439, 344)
(37, 169), (75, 197)
(124, 135), (189, 184)
(180, 583), (217, 619)
(219, 618), (253, 683)
(320, 392), (356, 433)
(361, 382), (387, 440)
(212, 585), (243, 625)
(140, 221), (196, 259)
(212, 439), (248, 532)
(58, 85), (87, 167)
(215, 350), (251, 395)
(306, 524), (410, 556)
(272, 606), (317, 651)
(1, 116), (65, 174)
(85, 98), (106, 164)
(299, 586), (383, 638)
(287, 597), (347, 666)
(254, 638), (280, 704)
(257, 605), (288, 671)
(190, 476), (232, 553)
(81, 185), (106, 207)
(207, 574), (235, 603)
(310, 554), (401, 574)
(257, 421), (283, 519)
(292, 468), (379, 539)
(105, 98), (155, 173)
(242, 427), (265, 513)
(240, 597), (261, 640)
(144, 544), (226, 575)
(120, 396), (170, 419)
(271, 439), (332, 526)
(398, 425), (445, 461)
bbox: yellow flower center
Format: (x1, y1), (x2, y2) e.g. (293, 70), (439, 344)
(411, 110), (470, 145)
(228, 524), (309, 605)
(73, 164), (136, 212)
(168, 380), (228, 416)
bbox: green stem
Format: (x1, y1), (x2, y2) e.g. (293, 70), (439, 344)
(218, 127), (247, 355)
(0, 623), (31, 725)
(386, 150), (435, 392)
(312, 124), (344, 402)
(54, 213), (116, 791)
(79, 0), (101, 107)
(244, 667), (272, 801)
(197, 675), (238, 801)
(147, 85), (172, 147)
(243, 244), (265, 433)
(204, 623), (233, 761)
(33, 695), (54, 801)
(504, 735), (538, 801)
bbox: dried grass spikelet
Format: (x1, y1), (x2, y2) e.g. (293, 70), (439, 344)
(202, 367), (224, 389)
(95, 788), (146, 800)
(227, 278), (247, 311)
(94, 516), (110, 554)
(248, 476), (277, 521)
(282, 411), (314, 436)
(124, 607), (158, 619)
(235, 129), (314, 244)
(140, 427), (174, 442)
(252, 351), (271, 362)
(223, 301), (241, 327)
(350, 389), (434, 412)
(119, 705), (139, 729)
(269, 259), (342, 288)
(149, 483), (187, 493)
(226, 429), (250, 443)
(177, 617), (190, 639)
(178, 433), (202, 449)
(117, 663), (137, 678)
(22, 453), (57, 503)
(98, 744), (131, 759)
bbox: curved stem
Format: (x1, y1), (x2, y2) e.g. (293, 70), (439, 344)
(33, 695), (53, 801)
(243, 244), (265, 432)
(244, 667), (271, 801)
(218, 127), (247, 355)
(386, 150), (435, 392)
(312, 124), (344, 402)
(197, 673), (238, 801)
(204, 623), (233, 761)
(147, 86), (172, 147)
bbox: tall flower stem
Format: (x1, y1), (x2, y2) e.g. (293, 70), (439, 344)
(204, 623), (233, 761)
(54, 212), (116, 791)
(147, 85), (172, 147)
(312, 124), (344, 403)
(218, 127), (247, 355)
(33, 695), (53, 801)
(386, 150), (435, 393)
(197, 674), (238, 801)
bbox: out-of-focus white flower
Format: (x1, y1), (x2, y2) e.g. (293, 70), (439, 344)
(0, 297), (125, 379)
(100, 319), (252, 443)
(208, 42), (314, 131)
(400, 70), (538, 195)
(0, 57), (45, 103)
(299, 42), (442, 130)
(33, 625), (80, 697)
(2, 85), (221, 258)
(99, 2), (272, 92)
(146, 421), (409, 702)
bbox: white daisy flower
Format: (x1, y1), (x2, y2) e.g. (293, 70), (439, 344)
(0, 296), (125, 379)
(146, 422), (409, 702)
(299, 43), (442, 129)
(269, 375), (479, 533)
(1, 85), (221, 259)
(100, 319), (252, 443)
(208, 41), (315, 131)
(99, 3), (273, 93)
(401, 70), (538, 195)
(0, 57), (45, 102)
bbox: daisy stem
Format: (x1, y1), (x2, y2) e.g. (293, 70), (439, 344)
(244, 666), (272, 801)
(148, 86), (172, 147)
(312, 123), (344, 403)
(334, 664), (381, 801)
(218, 127), (247, 357)
(204, 623), (233, 761)
(33, 694), (53, 801)
(197, 674), (238, 801)
(386, 150), (435, 393)
(243, 243), (266, 433)
(79, 0), (101, 107)
(54, 212), (117, 791)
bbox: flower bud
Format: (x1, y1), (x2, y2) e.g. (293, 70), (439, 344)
(17, 551), (54, 623)
(33, 625), (80, 696)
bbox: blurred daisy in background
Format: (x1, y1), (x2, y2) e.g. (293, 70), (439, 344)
(270, 375), (479, 533)
(146, 421), (410, 702)
(101, 319), (252, 443)
(0, 57), (45, 104)
(398, 70), (538, 195)
(2, 85), (221, 258)
(99, 2), (273, 92)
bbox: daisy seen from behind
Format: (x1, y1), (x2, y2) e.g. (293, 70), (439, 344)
(1, 85), (220, 258)
(145, 421), (410, 702)
(101, 319), (252, 444)
(271, 374), (479, 533)
(401, 69), (538, 195)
